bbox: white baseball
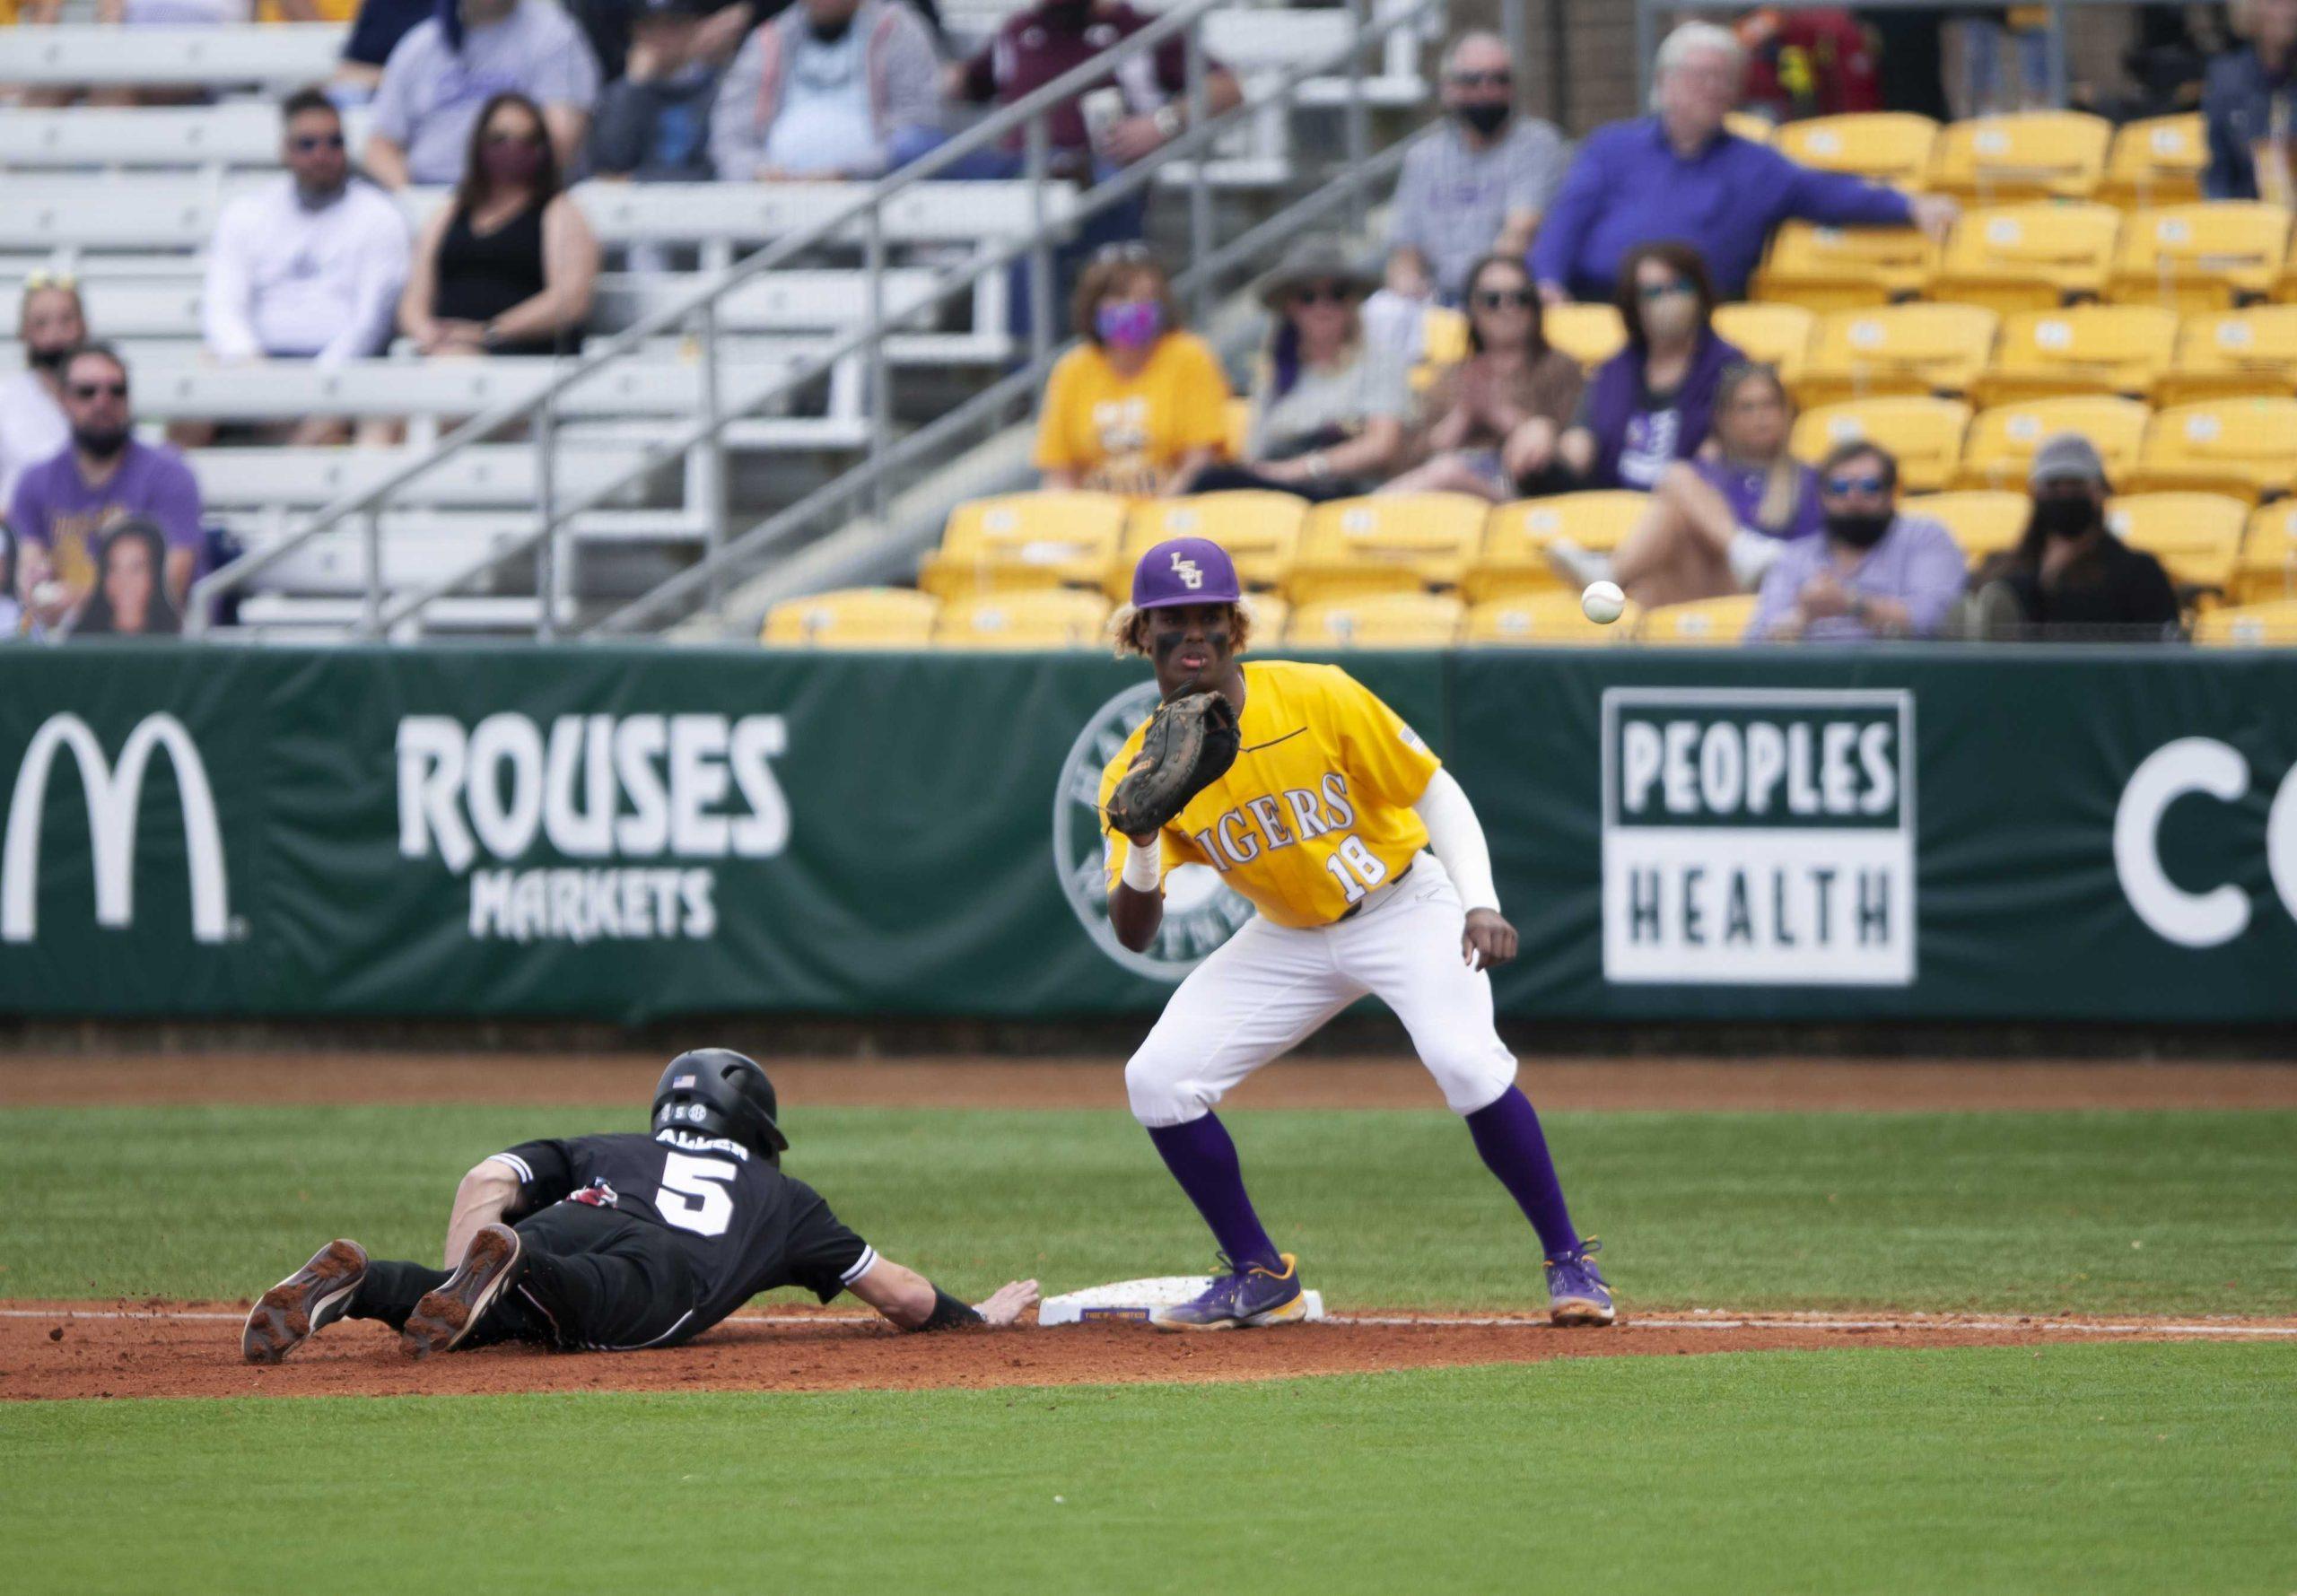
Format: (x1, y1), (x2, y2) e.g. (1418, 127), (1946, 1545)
(1580, 580), (1626, 625)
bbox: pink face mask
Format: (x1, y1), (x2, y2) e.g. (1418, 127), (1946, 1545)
(481, 137), (546, 186)
(1096, 300), (1164, 350)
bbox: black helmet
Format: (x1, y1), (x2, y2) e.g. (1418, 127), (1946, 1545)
(651, 1049), (789, 1158)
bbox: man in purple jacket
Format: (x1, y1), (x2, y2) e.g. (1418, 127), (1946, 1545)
(1531, 22), (1958, 303)
(1748, 440), (1968, 643)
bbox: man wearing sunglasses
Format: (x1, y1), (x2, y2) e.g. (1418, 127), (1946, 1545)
(1745, 440), (1967, 643)
(201, 89), (411, 414)
(1383, 32), (1568, 308)
(10, 346), (204, 635)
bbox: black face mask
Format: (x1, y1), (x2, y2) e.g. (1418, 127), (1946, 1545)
(808, 12), (854, 43)
(1824, 510), (1893, 549)
(2031, 495), (2100, 540)
(73, 423), (129, 462)
(27, 346), (69, 374)
(1456, 102), (1510, 137)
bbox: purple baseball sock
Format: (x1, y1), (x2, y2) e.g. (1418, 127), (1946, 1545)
(1146, 1113), (1282, 1272)
(1465, 1086), (1582, 1260)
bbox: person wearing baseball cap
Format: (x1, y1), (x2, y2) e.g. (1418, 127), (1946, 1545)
(1109, 535), (1248, 680)
(1969, 432), (2181, 641)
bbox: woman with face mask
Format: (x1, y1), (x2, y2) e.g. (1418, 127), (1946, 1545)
(1034, 246), (1234, 498)
(1556, 240), (1742, 492)
(1547, 361), (1820, 606)
(401, 92), (600, 358)
(1968, 433), (2181, 641)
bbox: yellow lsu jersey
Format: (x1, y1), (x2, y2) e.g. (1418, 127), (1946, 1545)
(1100, 660), (1441, 929)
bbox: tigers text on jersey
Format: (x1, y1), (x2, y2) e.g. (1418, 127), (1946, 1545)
(1100, 660), (1441, 929)
(486, 1129), (874, 1345)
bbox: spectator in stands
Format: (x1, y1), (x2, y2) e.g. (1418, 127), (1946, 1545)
(338, 0), (439, 100)
(2204, 0), (2297, 202)
(946, 0), (1242, 233)
(202, 89), (412, 393)
(709, 0), (939, 181)
(1380, 32), (1570, 307)
(66, 519), (180, 640)
(1547, 361), (1820, 606)
(403, 92), (600, 356)
(365, 0), (603, 188)
(1034, 245), (1230, 498)
(11, 346), (205, 632)
(1966, 433), (2180, 641)
(1556, 241), (1742, 492)
(1183, 238), (1406, 503)
(0, 275), (83, 506)
(590, 0), (723, 180)
(1530, 21), (1956, 302)
(1382, 254), (1583, 501)
(1746, 440), (1966, 641)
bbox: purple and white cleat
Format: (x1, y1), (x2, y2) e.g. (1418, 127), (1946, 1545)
(1149, 1252), (1309, 1330)
(1545, 1238), (1615, 1327)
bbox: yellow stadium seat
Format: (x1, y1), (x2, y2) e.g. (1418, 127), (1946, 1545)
(1970, 305), (2179, 407)
(1902, 490), (2031, 567)
(761, 587), (939, 649)
(1464, 590), (1638, 646)
(1711, 301), (1817, 385)
(1542, 302), (1629, 371)
(934, 589), (1113, 650)
(1928, 111), (2112, 202)
(1466, 491), (1651, 601)
(1242, 593), (1291, 647)
(919, 492), (1129, 599)
(1800, 303), (2001, 404)
(2103, 493), (2250, 593)
(1926, 203), (2121, 312)
(1411, 310), (1469, 397)
(2107, 204), (2293, 310)
(1286, 493), (1489, 604)
(1287, 592), (1464, 649)
(2127, 398), (2297, 501)
(2194, 599), (2297, 645)
(1638, 593), (1760, 645)
(2100, 114), (2207, 209)
(1953, 396), (2151, 490)
(1770, 112), (1940, 188)
(1751, 220), (1935, 312)
(1225, 397), (1253, 458)
(2154, 307), (2297, 406)
(1791, 397), (1972, 493)
(2231, 501), (2297, 605)
(1114, 493), (1307, 597)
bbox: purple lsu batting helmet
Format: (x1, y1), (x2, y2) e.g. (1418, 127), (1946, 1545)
(1131, 536), (1241, 610)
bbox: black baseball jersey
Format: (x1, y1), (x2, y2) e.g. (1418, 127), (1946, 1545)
(488, 1129), (876, 1339)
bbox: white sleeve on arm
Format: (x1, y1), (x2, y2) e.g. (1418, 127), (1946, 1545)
(1413, 767), (1499, 913)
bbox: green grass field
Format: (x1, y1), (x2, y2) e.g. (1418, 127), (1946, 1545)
(4, 1103), (2292, 1593)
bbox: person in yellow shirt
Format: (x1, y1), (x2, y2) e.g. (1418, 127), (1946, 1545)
(1034, 246), (1232, 499)
(1097, 536), (1613, 1330)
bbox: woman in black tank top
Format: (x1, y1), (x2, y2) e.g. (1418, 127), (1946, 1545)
(400, 92), (599, 360)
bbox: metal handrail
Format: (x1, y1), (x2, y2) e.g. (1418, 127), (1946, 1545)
(184, 0), (1288, 636)
(322, 0), (1444, 639)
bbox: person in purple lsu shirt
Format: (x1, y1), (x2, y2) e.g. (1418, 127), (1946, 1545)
(10, 345), (205, 635)
(1530, 20), (1957, 303)
(1555, 240), (1742, 492)
(1547, 362), (1821, 608)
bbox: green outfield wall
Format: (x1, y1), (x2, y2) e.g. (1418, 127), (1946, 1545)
(3, 643), (2293, 1023)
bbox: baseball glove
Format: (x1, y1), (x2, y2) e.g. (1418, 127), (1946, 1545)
(1105, 692), (1241, 836)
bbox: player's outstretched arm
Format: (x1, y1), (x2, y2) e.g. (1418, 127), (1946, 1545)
(845, 1255), (1041, 1330)
(441, 1161), (525, 1269)
(1414, 769), (1519, 971)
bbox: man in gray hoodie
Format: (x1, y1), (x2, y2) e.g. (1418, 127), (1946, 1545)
(591, 0), (725, 181)
(709, 0), (940, 180)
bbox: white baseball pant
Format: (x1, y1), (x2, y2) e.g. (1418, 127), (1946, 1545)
(1124, 851), (1518, 1127)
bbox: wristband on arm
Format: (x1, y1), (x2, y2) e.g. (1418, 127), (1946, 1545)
(919, 1286), (984, 1332)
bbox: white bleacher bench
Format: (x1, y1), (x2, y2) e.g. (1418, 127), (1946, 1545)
(0, 24), (343, 88)
(189, 441), (664, 510)
(0, 282), (205, 339)
(590, 267), (945, 334)
(231, 592), (575, 638)
(0, 103), (372, 171)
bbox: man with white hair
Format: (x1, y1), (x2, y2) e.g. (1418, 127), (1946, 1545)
(1532, 21), (1956, 302)
(1384, 31), (1568, 303)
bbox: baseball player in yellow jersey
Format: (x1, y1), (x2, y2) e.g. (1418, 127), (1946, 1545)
(1101, 536), (1614, 1329)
